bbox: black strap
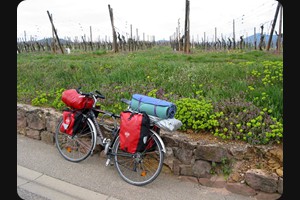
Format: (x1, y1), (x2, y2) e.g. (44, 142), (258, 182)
(137, 96), (143, 112)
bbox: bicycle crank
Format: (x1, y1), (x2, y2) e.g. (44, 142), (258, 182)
(103, 138), (111, 155)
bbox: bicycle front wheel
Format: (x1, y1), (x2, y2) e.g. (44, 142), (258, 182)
(55, 117), (95, 162)
(112, 131), (165, 186)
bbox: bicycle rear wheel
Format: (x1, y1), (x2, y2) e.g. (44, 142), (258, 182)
(112, 131), (164, 186)
(55, 117), (95, 162)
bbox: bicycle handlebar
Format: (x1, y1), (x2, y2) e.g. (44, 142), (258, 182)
(120, 98), (131, 105)
(76, 87), (105, 99)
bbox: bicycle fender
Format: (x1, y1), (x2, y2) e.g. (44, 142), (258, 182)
(150, 129), (166, 153)
(87, 118), (98, 151)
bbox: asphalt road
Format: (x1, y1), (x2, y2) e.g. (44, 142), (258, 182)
(17, 134), (256, 200)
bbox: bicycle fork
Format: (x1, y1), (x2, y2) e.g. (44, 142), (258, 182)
(86, 113), (111, 157)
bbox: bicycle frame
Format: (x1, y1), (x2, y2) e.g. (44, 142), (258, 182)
(83, 93), (116, 150)
(76, 93), (167, 156)
(82, 109), (114, 150)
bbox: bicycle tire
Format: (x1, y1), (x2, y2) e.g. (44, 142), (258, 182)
(112, 131), (164, 186)
(55, 117), (95, 162)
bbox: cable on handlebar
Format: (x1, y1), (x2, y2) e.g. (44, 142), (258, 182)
(95, 90), (105, 99)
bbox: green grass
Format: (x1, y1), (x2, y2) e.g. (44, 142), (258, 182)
(17, 45), (283, 144)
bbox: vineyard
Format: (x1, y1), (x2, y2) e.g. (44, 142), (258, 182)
(17, 1), (283, 54)
(17, 0), (284, 146)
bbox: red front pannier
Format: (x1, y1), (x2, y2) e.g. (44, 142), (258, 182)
(59, 109), (84, 136)
(61, 89), (94, 109)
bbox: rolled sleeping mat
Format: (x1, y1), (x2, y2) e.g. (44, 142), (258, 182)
(130, 94), (177, 119)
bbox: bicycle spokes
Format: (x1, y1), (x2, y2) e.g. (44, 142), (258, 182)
(113, 134), (164, 186)
(55, 118), (95, 162)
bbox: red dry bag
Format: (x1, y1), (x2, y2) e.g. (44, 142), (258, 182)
(61, 89), (94, 109)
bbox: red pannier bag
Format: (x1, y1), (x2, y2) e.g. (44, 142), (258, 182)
(119, 111), (150, 154)
(59, 109), (84, 136)
(61, 89), (94, 109)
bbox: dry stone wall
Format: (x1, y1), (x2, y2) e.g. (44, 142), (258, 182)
(17, 103), (283, 199)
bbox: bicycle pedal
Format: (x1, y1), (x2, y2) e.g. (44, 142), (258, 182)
(105, 158), (111, 166)
(104, 139), (111, 155)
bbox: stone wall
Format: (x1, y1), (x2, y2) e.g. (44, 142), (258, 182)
(17, 103), (283, 199)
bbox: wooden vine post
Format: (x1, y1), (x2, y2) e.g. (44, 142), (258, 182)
(258, 25), (265, 51)
(108, 4), (118, 53)
(184, 0), (190, 53)
(90, 26), (93, 51)
(46, 10), (64, 54)
(276, 4), (283, 52)
(266, 1), (281, 51)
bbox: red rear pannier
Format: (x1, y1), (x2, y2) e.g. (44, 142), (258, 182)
(61, 89), (94, 109)
(119, 111), (150, 154)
